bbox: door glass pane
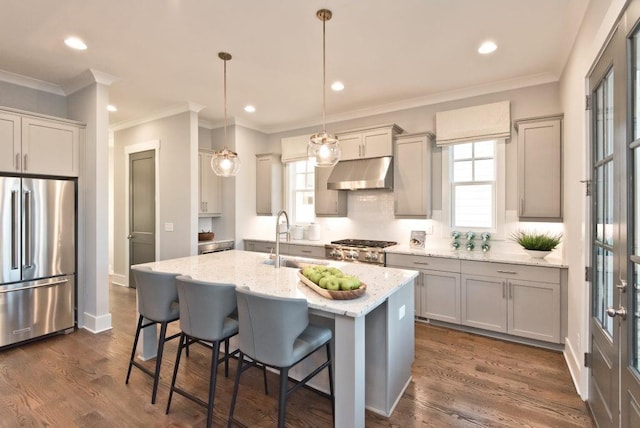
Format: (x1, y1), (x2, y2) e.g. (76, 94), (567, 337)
(634, 30), (640, 139)
(605, 162), (614, 246)
(596, 165), (605, 243)
(605, 71), (614, 157)
(594, 246), (614, 336)
(634, 264), (640, 372)
(596, 82), (605, 161)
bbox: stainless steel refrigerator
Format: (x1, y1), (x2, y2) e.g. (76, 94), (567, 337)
(0, 176), (76, 348)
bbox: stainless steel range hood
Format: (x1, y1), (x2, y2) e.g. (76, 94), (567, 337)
(326, 156), (393, 190)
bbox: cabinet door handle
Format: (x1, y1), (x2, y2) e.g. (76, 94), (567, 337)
(502, 281), (506, 299)
(496, 270), (517, 275)
(15, 153), (20, 171)
(24, 154), (28, 171)
(520, 198), (524, 214)
(509, 282), (512, 300)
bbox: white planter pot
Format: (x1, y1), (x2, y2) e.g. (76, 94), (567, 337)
(523, 249), (551, 259)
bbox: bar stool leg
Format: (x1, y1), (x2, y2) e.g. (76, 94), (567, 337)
(224, 337), (230, 377)
(125, 315), (144, 384)
(166, 333), (187, 414)
(277, 367), (289, 428)
(206, 341), (220, 428)
(151, 321), (168, 404)
(326, 342), (335, 426)
(227, 351), (244, 428)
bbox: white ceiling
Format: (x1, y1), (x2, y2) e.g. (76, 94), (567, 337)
(0, 0), (589, 133)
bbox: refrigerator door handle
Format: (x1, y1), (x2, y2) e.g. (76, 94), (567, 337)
(24, 190), (32, 269)
(11, 190), (19, 270)
(0, 278), (69, 294)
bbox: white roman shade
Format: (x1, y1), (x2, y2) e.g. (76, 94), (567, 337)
(280, 134), (310, 163)
(436, 101), (511, 146)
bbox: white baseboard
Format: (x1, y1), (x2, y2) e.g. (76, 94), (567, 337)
(82, 312), (113, 333)
(111, 273), (127, 287)
(563, 336), (586, 399)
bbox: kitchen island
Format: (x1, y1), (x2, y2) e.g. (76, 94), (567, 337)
(137, 250), (417, 428)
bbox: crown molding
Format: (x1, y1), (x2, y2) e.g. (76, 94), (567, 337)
(264, 72), (559, 134)
(0, 69), (65, 95)
(63, 69), (118, 95)
(110, 102), (206, 131)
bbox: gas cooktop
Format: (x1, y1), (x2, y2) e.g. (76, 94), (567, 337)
(330, 239), (398, 249)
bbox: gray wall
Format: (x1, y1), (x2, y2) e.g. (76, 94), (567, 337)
(0, 81), (67, 117)
(113, 112), (194, 277)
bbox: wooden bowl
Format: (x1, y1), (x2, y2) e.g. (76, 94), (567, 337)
(297, 270), (366, 300)
(198, 232), (215, 241)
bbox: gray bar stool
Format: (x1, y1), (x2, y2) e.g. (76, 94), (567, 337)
(166, 275), (241, 428)
(228, 287), (335, 428)
(126, 266), (181, 404)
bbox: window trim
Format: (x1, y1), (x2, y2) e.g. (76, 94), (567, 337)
(441, 139), (506, 238)
(284, 159), (316, 225)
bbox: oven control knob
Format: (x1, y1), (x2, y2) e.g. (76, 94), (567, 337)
(365, 252), (378, 262)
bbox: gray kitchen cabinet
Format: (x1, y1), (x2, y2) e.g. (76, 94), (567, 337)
(394, 132), (434, 218)
(286, 243), (325, 259)
(244, 239), (279, 254)
(385, 253), (461, 323)
(0, 109), (81, 177)
(461, 260), (562, 343)
(198, 150), (222, 217)
(256, 154), (282, 216)
(516, 115), (563, 221)
(337, 124), (403, 161)
(315, 166), (347, 216)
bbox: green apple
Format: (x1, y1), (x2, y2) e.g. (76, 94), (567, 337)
(343, 276), (361, 289)
(319, 275), (332, 289)
(302, 266), (316, 278)
(339, 278), (355, 291)
(325, 277), (340, 291)
(327, 267), (343, 277)
(309, 272), (322, 285)
(315, 266), (328, 273)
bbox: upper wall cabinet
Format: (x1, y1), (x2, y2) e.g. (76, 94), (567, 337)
(337, 124), (403, 161)
(256, 153), (282, 216)
(515, 115), (563, 221)
(394, 132), (434, 218)
(315, 165), (347, 217)
(0, 109), (82, 177)
(198, 150), (222, 217)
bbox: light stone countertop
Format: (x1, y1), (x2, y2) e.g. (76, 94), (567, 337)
(385, 244), (568, 268)
(137, 250), (418, 318)
(243, 237), (325, 246)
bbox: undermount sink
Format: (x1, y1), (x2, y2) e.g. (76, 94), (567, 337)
(263, 256), (327, 269)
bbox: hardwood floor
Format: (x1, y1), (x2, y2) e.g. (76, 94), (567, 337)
(0, 283), (593, 427)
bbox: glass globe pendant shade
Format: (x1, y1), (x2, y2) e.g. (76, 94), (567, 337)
(211, 147), (241, 177)
(308, 131), (340, 167)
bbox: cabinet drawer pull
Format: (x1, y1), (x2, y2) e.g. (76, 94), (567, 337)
(413, 262), (430, 266)
(496, 270), (517, 274)
(301, 250), (312, 254)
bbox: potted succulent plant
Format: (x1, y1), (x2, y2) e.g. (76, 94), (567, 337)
(510, 230), (562, 259)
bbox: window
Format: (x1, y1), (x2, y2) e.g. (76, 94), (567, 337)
(285, 159), (315, 224)
(442, 139), (505, 235)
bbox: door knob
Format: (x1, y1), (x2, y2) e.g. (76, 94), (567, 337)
(606, 306), (627, 320)
(127, 234), (133, 239)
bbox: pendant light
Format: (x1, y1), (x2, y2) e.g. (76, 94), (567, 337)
(211, 52), (241, 177)
(308, 9), (340, 167)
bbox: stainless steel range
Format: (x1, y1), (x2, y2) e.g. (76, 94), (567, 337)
(325, 239), (398, 265)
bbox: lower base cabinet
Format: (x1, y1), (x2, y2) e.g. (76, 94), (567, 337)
(386, 253), (566, 345)
(422, 271), (461, 323)
(461, 274), (561, 343)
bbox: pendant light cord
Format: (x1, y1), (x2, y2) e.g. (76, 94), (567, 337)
(223, 57), (228, 140)
(322, 15), (326, 131)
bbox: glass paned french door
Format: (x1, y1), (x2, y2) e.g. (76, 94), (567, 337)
(593, 69), (615, 337)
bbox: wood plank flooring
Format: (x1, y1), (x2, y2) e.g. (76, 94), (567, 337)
(0, 283), (593, 427)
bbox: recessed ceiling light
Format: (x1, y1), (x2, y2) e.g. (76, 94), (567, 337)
(331, 81), (345, 91)
(64, 37), (87, 50)
(107, 104), (117, 112)
(478, 41), (497, 55)
(244, 105), (256, 113)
